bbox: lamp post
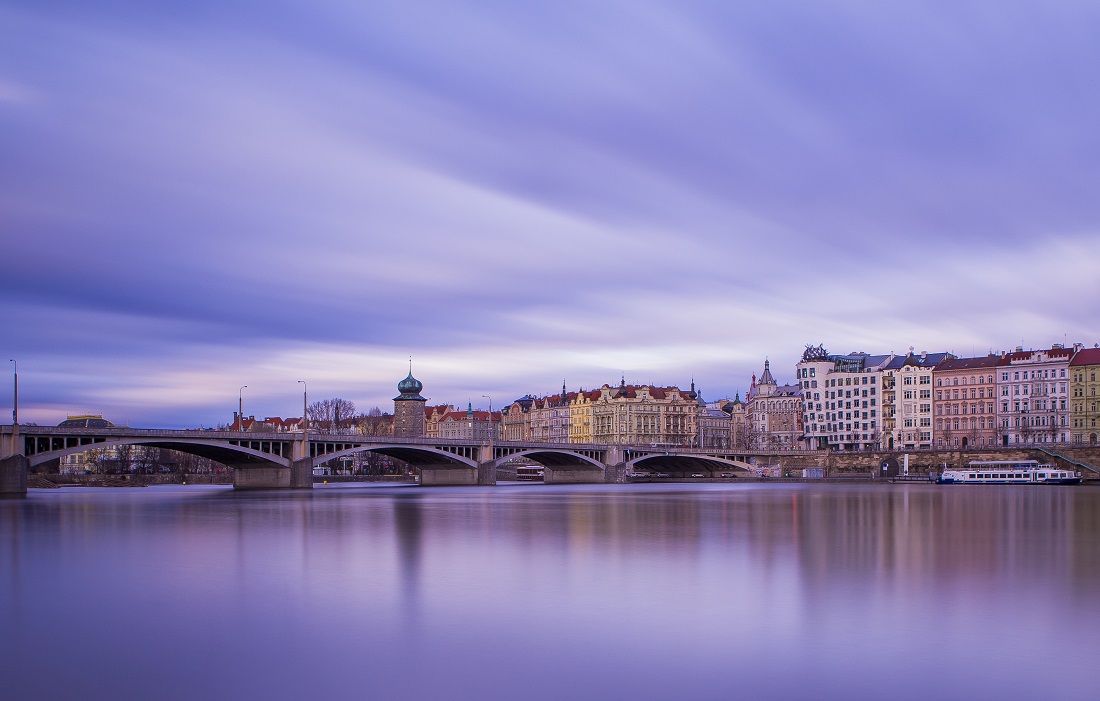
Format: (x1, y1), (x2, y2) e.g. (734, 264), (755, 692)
(9, 359), (16, 427)
(298, 380), (308, 432)
(238, 385), (247, 431)
(482, 394), (493, 445)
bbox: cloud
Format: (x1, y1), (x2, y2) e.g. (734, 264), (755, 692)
(2, 1), (1099, 425)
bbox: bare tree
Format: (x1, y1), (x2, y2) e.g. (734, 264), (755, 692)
(308, 398), (358, 434)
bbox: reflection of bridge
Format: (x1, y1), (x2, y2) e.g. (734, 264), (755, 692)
(0, 424), (787, 494)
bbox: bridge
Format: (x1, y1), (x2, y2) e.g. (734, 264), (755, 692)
(1, 424), (775, 495)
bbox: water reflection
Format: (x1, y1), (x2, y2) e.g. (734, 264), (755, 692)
(1, 484), (1097, 700)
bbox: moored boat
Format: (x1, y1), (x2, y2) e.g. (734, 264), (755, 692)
(937, 460), (1082, 485)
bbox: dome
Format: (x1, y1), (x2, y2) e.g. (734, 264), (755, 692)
(398, 372), (423, 395)
(394, 369), (427, 403)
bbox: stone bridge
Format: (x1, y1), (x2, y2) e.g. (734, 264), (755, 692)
(1, 425), (779, 494)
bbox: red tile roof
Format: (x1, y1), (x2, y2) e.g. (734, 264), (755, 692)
(935, 355), (1006, 371)
(1070, 347), (1100, 366)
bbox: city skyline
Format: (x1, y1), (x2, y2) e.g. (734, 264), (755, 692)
(3, 2), (1099, 427)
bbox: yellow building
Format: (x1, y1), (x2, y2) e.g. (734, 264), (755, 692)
(1070, 347), (1100, 444)
(588, 380), (701, 447)
(569, 391), (597, 443)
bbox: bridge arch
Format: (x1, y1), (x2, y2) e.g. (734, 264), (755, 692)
(626, 453), (752, 474)
(27, 437), (290, 469)
(490, 448), (605, 471)
(316, 444), (478, 469)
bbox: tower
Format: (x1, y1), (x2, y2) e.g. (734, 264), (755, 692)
(393, 366), (427, 437)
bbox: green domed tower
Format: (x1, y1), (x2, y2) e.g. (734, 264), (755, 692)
(393, 366), (427, 437)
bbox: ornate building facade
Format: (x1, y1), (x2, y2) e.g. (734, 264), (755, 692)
(997, 345), (1075, 445)
(1070, 346), (1100, 444)
(588, 380), (702, 446)
(746, 360), (803, 449)
(933, 355), (1003, 449)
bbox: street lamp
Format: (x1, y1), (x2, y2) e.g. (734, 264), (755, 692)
(238, 385), (247, 431)
(482, 394), (493, 445)
(8, 359), (16, 426)
(298, 380), (308, 432)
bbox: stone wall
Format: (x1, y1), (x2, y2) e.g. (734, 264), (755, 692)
(393, 399), (426, 437)
(776, 447), (1100, 476)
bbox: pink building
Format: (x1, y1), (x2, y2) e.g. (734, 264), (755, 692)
(933, 355), (1004, 449)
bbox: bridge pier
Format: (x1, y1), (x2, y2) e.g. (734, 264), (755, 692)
(233, 465), (292, 490)
(420, 466), (478, 486)
(477, 461), (496, 486)
(543, 466), (604, 484)
(0, 454), (28, 497)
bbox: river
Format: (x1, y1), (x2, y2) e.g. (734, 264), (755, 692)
(2, 482), (1097, 700)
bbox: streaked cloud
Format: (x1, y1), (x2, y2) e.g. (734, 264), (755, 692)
(2, 1), (1098, 426)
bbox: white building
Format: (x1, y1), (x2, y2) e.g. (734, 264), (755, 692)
(996, 344), (1077, 446)
(881, 351), (953, 450)
(796, 346), (895, 451)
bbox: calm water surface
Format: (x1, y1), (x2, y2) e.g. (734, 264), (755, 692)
(2, 483), (1098, 700)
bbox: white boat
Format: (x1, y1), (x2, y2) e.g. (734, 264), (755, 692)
(937, 460), (1082, 485)
(515, 466), (544, 482)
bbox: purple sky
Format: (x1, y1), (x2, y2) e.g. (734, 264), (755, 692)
(3, 1), (1100, 428)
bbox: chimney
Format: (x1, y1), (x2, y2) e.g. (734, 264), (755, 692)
(920, 350), (927, 361)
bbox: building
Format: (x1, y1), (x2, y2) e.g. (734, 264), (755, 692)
(796, 346), (895, 451)
(568, 390), (599, 443)
(932, 355), (1004, 449)
(699, 406), (733, 449)
(393, 370), (427, 437)
(424, 405), (455, 438)
(527, 385), (572, 443)
(745, 360), (803, 449)
(437, 403), (500, 441)
(728, 394), (748, 449)
(1070, 346), (1100, 444)
(500, 384), (574, 443)
(881, 350), (954, 450)
(996, 344), (1075, 446)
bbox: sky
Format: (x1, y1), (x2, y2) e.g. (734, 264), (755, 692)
(2, 0), (1100, 428)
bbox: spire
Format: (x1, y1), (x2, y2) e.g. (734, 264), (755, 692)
(467, 402), (473, 418)
(562, 379), (567, 399)
(759, 359), (776, 386)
